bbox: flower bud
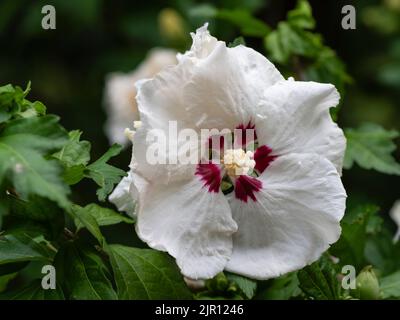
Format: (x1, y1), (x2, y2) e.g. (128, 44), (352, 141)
(352, 266), (380, 300)
(158, 8), (187, 45)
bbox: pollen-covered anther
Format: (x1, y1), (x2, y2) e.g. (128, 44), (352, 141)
(223, 149), (256, 176)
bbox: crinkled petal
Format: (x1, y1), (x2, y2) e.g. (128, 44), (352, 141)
(109, 170), (148, 217)
(183, 41), (284, 130)
(255, 80), (346, 173)
(136, 176), (237, 280)
(225, 153), (346, 280)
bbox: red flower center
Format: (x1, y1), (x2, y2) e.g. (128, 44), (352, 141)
(196, 122), (277, 202)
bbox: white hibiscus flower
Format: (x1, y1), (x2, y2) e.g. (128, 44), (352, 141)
(104, 48), (177, 145)
(390, 200), (400, 243)
(110, 24), (347, 280)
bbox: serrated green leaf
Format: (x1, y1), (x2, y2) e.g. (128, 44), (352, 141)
(75, 203), (133, 230)
(106, 245), (192, 300)
(226, 273), (257, 299)
(344, 123), (400, 175)
(287, 0), (315, 29)
(70, 204), (104, 245)
(265, 22), (322, 64)
(0, 232), (53, 268)
(257, 272), (301, 300)
(331, 204), (380, 269)
(0, 83), (45, 123)
(85, 144), (126, 201)
(53, 130), (91, 167)
(55, 244), (117, 300)
(0, 279), (65, 300)
(380, 270), (400, 299)
(298, 256), (341, 300)
(0, 115), (70, 208)
(3, 195), (65, 241)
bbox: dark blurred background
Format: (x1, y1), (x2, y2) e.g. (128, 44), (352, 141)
(0, 0), (399, 219)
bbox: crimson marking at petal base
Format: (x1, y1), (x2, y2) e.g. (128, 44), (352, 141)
(235, 175), (262, 202)
(196, 163), (222, 193)
(235, 121), (257, 146)
(254, 145), (277, 173)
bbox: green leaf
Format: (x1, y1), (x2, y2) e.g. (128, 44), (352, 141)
(70, 204), (104, 245)
(365, 228), (400, 276)
(55, 244), (117, 300)
(344, 123), (400, 175)
(75, 203), (133, 230)
(380, 270), (400, 299)
(217, 9), (271, 37)
(287, 0), (315, 29)
(3, 195), (65, 241)
(0, 115), (70, 208)
(331, 204), (380, 269)
(85, 144), (126, 201)
(106, 245), (192, 300)
(53, 130), (91, 168)
(0, 273), (17, 293)
(0, 232), (53, 275)
(298, 255), (341, 300)
(257, 272), (301, 300)
(0, 279), (65, 300)
(226, 273), (257, 299)
(264, 22), (322, 64)
(228, 36), (246, 48)
(0, 83), (46, 123)
(62, 164), (86, 185)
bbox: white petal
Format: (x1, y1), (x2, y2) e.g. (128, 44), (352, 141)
(109, 173), (135, 217)
(390, 200), (400, 243)
(183, 43), (283, 130)
(226, 153), (346, 280)
(255, 80), (346, 173)
(136, 177), (237, 279)
(132, 126), (199, 184)
(109, 170), (148, 217)
(184, 23), (219, 60)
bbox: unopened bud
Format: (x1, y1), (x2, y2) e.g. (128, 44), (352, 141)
(352, 266), (380, 300)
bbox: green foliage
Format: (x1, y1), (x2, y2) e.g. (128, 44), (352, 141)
(226, 273), (257, 299)
(264, 0), (350, 96)
(85, 144), (127, 201)
(189, 5), (270, 37)
(0, 114), (70, 209)
(298, 255), (341, 300)
(74, 203), (134, 229)
(0, 279), (65, 300)
(344, 123), (400, 175)
(380, 270), (400, 299)
(0, 84), (192, 300)
(55, 243), (117, 300)
(256, 273), (301, 300)
(330, 204), (381, 269)
(106, 245), (192, 300)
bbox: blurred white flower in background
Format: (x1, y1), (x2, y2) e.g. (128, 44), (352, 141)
(104, 48), (177, 145)
(390, 200), (400, 242)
